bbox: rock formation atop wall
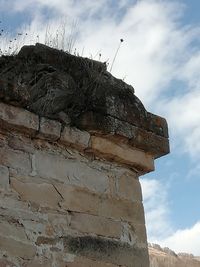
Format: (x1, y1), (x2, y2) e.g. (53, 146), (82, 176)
(0, 43), (169, 158)
(0, 44), (169, 267)
(149, 243), (200, 267)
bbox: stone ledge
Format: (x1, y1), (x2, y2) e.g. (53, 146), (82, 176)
(75, 111), (169, 158)
(0, 101), (167, 173)
(75, 111), (168, 138)
(89, 136), (154, 173)
(0, 102), (39, 136)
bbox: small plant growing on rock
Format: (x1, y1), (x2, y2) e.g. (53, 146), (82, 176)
(110, 38), (124, 73)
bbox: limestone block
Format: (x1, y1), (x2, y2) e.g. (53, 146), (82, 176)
(0, 147), (31, 175)
(117, 173), (142, 202)
(0, 165), (9, 190)
(78, 111), (169, 158)
(0, 102), (39, 135)
(10, 178), (62, 208)
(0, 235), (36, 259)
(34, 151), (109, 193)
(60, 126), (90, 150)
(70, 212), (121, 238)
(38, 117), (61, 140)
(56, 184), (145, 223)
(90, 136), (154, 172)
(0, 220), (28, 242)
(0, 195), (47, 223)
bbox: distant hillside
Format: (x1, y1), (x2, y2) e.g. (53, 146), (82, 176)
(149, 243), (200, 267)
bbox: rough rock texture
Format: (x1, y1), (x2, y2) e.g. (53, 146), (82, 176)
(149, 244), (200, 267)
(0, 44), (170, 267)
(0, 43), (169, 158)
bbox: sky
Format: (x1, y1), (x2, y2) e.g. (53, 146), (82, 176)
(0, 0), (200, 256)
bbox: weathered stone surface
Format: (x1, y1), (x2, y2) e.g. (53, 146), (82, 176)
(64, 235), (149, 267)
(60, 126), (90, 150)
(0, 194), (47, 222)
(0, 220), (28, 242)
(10, 178), (62, 208)
(70, 212), (121, 238)
(128, 126), (170, 158)
(0, 115), (152, 266)
(0, 102), (39, 135)
(65, 256), (123, 267)
(121, 222), (148, 248)
(147, 113), (169, 138)
(0, 165), (9, 190)
(131, 223), (148, 247)
(34, 150), (109, 193)
(0, 44), (136, 125)
(7, 133), (36, 154)
(0, 236), (36, 259)
(117, 172), (142, 202)
(56, 184), (145, 223)
(77, 111), (169, 157)
(0, 147), (31, 175)
(35, 236), (60, 246)
(38, 116), (61, 140)
(90, 136), (154, 172)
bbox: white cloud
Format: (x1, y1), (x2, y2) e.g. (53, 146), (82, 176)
(141, 177), (200, 256)
(160, 222), (200, 256)
(140, 177), (172, 241)
(158, 85), (200, 158)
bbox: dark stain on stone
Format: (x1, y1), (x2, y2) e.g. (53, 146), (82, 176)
(64, 235), (122, 255)
(63, 235), (149, 267)
(35, 236), (59, 246)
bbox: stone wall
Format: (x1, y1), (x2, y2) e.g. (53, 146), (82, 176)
(0, 102), (153, 267)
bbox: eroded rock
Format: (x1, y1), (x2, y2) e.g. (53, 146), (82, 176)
(0, 43), (168, 141)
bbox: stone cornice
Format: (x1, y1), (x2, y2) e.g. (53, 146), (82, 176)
(0, 101), (168, 173)
(0, 44), (169, 172)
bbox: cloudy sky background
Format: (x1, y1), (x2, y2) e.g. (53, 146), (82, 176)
(0, 0), (200, 255)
